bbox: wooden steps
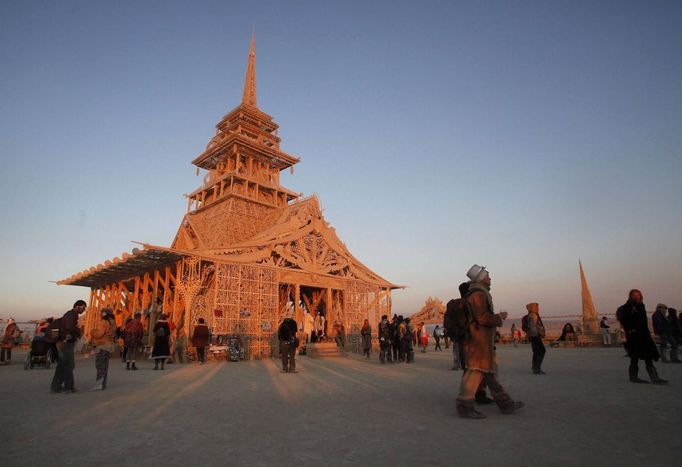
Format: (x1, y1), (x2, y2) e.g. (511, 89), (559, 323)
(305, 342), (347, 359)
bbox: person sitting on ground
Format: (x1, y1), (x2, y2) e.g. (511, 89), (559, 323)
(558, 323), (576, 342)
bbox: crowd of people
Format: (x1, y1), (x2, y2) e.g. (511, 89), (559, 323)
(2, 266), (678, 416)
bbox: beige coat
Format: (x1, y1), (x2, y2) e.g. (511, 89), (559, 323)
(91, 318), (117, 353)
(464, 283), (503, 373)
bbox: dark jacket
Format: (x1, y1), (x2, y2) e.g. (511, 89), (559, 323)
(152, 321), (171, 358)
(617, 301), (659, 361)
(60, 309), (81, 343)
(652, 310), (669, 336)
(191, 324), (210, 348)
(669, 314), (682, 340)
(378, 320), (391, 341)
(278, 319), (297, 341)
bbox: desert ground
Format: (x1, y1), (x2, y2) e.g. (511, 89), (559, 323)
(1, 345), (680, 466)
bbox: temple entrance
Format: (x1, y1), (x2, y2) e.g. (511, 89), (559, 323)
(278, 282), (345, 347)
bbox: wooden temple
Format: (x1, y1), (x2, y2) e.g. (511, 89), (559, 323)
(57, 34), (401, 358)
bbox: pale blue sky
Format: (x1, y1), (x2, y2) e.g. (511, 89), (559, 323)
(1, 0), (681, 321)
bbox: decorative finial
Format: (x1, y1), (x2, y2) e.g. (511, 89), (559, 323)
(241, 28), (257, 107)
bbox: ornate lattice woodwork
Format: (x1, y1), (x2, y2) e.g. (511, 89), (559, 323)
(213, 263), (278, 358)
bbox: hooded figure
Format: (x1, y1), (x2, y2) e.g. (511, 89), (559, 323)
(617, 289), (667, 384)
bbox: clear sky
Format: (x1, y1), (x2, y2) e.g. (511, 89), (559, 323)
(1, 0), (680, 321)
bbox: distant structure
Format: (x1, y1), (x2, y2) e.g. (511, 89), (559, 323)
(579, 260), (601, 342)
(57, 33), (401, 358)
(409, 297), (446, 324)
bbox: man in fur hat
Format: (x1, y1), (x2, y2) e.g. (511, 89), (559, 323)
(456, 265), (523, 419)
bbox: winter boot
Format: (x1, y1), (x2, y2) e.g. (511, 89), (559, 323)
(456, 400), (486, 419)
(153, 360), (159, 370)
(499, 399), (524, 415)
(646, 366), (668, 385)
(132, 362), (138, 370)
(475, 390), (495, 405)
(126, 362), (130, 370)
(160, 361), (165, 370)
(90, 379), (104, 391)
(629, 364), (649, 383)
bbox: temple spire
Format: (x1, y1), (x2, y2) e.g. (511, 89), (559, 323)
(241, 29), (257, 108)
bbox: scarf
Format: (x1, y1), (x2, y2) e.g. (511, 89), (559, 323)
(468, 282), (494, 313)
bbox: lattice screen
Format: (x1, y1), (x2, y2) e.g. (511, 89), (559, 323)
(213, 263), (278, 358)
(345, 282), (380, 332)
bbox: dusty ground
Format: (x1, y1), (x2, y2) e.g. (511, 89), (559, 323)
(1, 345), (680, 466)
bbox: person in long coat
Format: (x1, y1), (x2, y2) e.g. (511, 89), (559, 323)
(191, 318), (210, 364)
(361, 319), (372, 358)
(124, 312), (144, 370)
(152, 314), (172, 370)
(616, 289), (667, 384)
(456, 264), (523, 419)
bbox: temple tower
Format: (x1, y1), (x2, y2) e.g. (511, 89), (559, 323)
(175, 32), (301, 250)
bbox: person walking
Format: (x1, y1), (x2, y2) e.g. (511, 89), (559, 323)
(652, 303), (678, 363)
(456, 265), (523, 419)
(433, 325), (442, 351)
(89, 308), (117, 391)
(600, 317), (612, 346)
(405, 318), (415, 363)
(333, 321), (346, 349)
(616, 290), (667, 384)
(668, 308), (682, 349)
(361, 319), (372, 358)
(1, 318), (21, 365)
(525, 303), (547, 375)
(50, 300), (87, 394)
(510, 323), (519, 347)
(420, 322), (429, 352)
(391, 315), (401, 362)
(152, 314), (172, 370)
(378, 315), (392, 363)
(278, 317), (298, 373)
(191, 318), (210, 365)
(124, 312), (143, 370)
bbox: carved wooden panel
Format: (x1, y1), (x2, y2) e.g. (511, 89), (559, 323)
(213, 262), (278, 358)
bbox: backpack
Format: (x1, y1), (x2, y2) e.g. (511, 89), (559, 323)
(521, 314), (530, 333)
(444, 298), (471, 340)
